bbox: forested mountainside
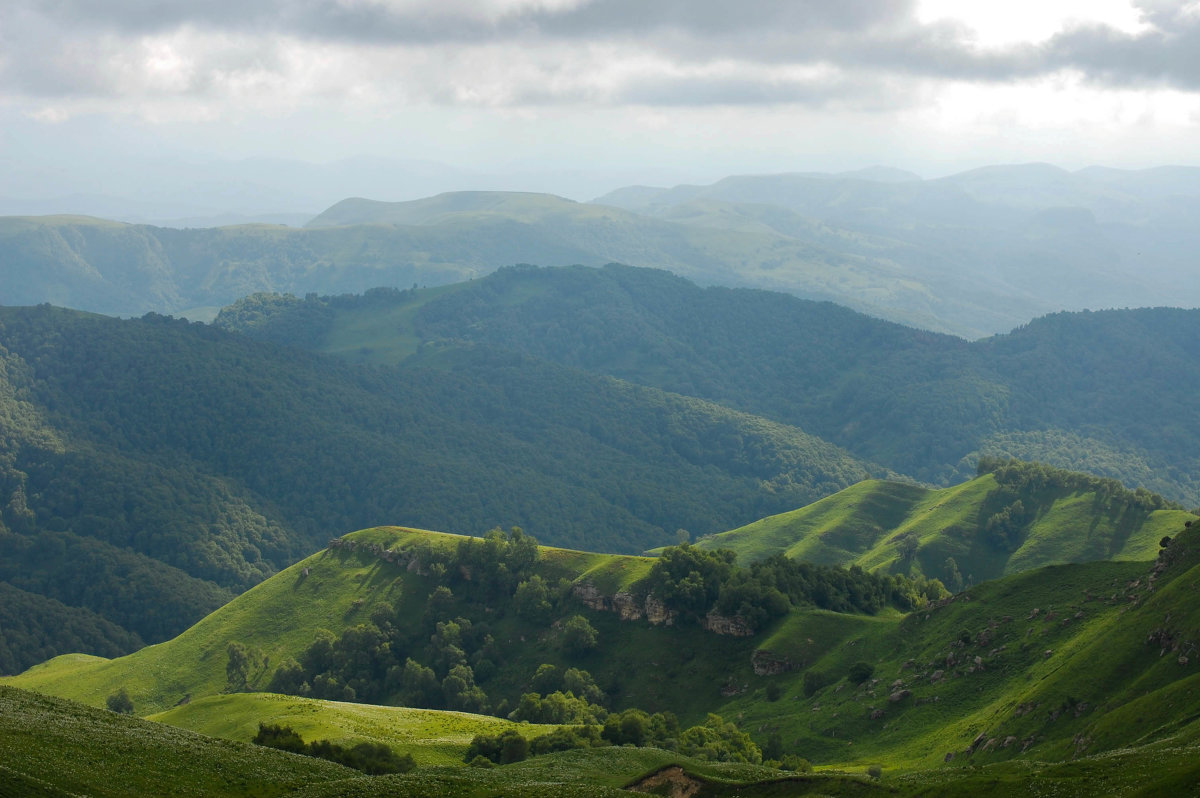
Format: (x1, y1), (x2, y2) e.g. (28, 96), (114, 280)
(217, 264), (1200, 507)
(0, 304), (878, 672)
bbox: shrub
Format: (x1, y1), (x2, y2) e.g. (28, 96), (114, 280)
(802, 670), (829, 697)
(847, 661), (874, 685)
(105, 688), (134, 715)
(562, 615), (598, 654)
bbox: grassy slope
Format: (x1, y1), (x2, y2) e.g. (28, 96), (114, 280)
(1, 528), (452, 714)
(10, 521), (1200, 795)
(9, 683), (1200, 798)
(698, 475), (1192, 586)
(3, 684), (894, 798)
(150, 693), (557, 767)
(0, 685), (351, 798)
(319, 284), (466, 366)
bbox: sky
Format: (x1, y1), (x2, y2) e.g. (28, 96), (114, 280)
(1, 0), (1199, 212)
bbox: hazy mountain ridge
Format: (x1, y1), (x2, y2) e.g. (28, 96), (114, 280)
(6, 164), (1198, 337)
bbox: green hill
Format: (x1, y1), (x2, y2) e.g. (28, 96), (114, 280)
(3, 685), (906, 798)
(0, 685), (352, 797)
(149, 692), (558, 767)
(10, 513), (1200, 794)
(696, 462), (1194, 589)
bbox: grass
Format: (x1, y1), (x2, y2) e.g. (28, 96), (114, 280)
(319, 283), (467, 366)
(149, 692), (557, 767)
(1, 527), (454, 714)
(697, 475), (1194, 589)
(11, 518), (1200, 795)
(0, 685), (350, 798)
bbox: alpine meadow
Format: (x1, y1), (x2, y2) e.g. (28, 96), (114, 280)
(4, 2), (1200, 795)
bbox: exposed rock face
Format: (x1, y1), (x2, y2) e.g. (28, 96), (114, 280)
(570, 582), (677, 626)
(703, 609), (754, 637)
(612, 591), (644, 621)
(888, 689), (912, 703)
(628, 766), (703, 798)
(644, 594), (677, 626)
(751, 650), (797, 676)
(572, 581), (608, 611)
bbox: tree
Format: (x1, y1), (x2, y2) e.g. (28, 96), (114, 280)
(226, 641), (265, 692)
(562, 615), (598, 655)
(514, 575), (552, 621)
(106, 688), (134, 715)
(943, 557), (964, 593)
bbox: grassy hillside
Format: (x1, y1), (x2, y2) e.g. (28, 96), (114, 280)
(10, 682), (1200, 797)
(150, 693), (557, 767)
(10, 514), (1200, 794)
(0, 303), (880, 670)
(698, 469), (1194, 588)
(3, 685), (902, 798)
(0, 685), (351, 797)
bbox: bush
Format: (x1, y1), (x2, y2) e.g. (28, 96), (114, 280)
(847, 661), (874, 685)
(562, 615), (598, 654)
(802, 670), (829, 697)
(253, 722), (414, 774)
(465, 729), (529, 765)
(105, 688), (134, 715)
(779, 754), (812, 772)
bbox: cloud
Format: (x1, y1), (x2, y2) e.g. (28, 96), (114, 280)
(1043, 3), (1200, 90)
(2, 0), (1199, 119)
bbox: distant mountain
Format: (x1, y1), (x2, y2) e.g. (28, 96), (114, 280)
(595, 164), (1200, 335)
(1, 204), (950, 332)
(217, 265), (1200, 507)
(7, 164), (1199, 337)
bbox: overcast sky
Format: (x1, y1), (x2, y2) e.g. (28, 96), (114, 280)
(2, 0), (1198, 208)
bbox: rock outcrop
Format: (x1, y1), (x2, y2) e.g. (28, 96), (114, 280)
(703, 609), (754, 637)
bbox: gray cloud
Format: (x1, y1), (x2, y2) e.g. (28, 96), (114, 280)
(3, 0), (1199, 110)
(1043, 6), (1200, 91)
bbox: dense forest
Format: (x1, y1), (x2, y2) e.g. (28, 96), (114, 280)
(0, 304), (877, 672)
(219, 264), (1200, 506)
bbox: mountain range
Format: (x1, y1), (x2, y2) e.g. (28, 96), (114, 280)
(4, 164), (1200, 337)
